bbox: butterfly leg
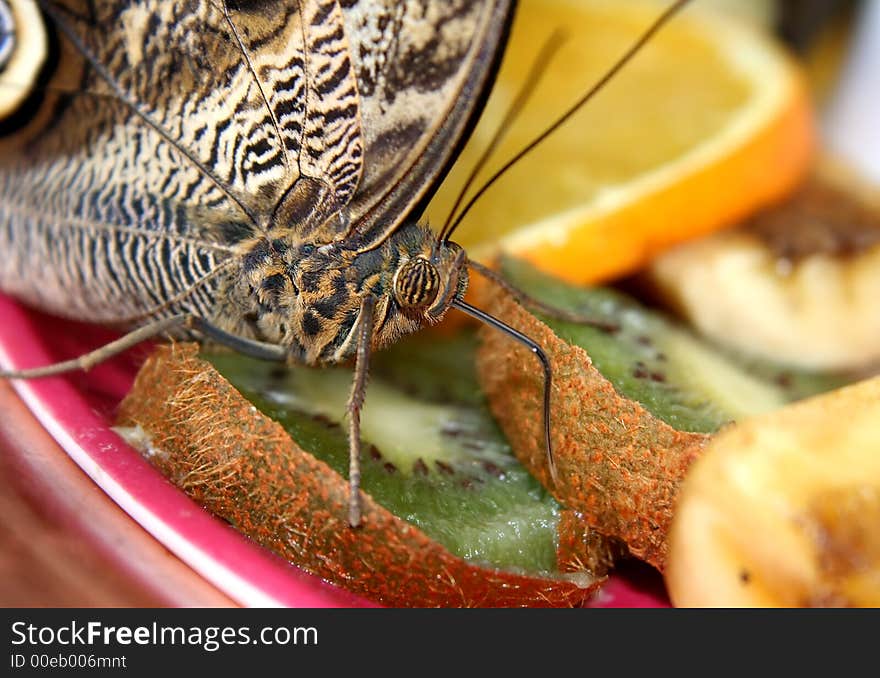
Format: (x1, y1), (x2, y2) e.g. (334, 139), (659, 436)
(188, 317), (290, 362)
(452, 298), (558, 484)
(346, 295), (376, 528)
(0, 314), (194, 379)
(0, 314), (292, 379)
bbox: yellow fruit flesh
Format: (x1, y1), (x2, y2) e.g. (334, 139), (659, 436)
(666, 377), (880, 607)
(426, 0), (813, 284)
(648, 234), (880, 370)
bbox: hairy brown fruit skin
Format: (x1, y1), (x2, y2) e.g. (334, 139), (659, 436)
(475, 290), (708, 570)
(117, 343), (602, 608)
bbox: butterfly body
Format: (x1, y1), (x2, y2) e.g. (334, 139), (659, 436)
(216, 224), (468, 366)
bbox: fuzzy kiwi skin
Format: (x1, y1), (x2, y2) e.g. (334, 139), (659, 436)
(497, 256), (847, 433)
(472, 257), (851, 570)
(118, 344), (601, 608)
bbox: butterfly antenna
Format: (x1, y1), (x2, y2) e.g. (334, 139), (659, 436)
(442, 0), (691, 243)
(451, 298), (558, 482)
(438, 29), (567, 242)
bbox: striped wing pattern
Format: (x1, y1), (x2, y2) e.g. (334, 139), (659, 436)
(0, 0), (513, 326)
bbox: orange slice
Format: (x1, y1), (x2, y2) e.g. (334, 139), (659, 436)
(426, 0), (815, 284)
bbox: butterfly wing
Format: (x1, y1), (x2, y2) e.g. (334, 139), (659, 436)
(330, 0), (516, 246)
(233, 0), (517, 245)
(0, 0), (513, 324)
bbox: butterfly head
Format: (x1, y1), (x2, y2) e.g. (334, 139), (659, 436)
(392, 239), (468, 323)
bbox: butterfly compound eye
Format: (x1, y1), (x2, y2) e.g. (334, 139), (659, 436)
(393, 257), (441, 310)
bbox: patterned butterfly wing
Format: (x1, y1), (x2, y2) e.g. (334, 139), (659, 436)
(338, 0), (515, 246)
(0, 0), (514, 326)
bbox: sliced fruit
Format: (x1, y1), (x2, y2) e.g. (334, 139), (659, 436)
(208, 334), (560, 574)
(473, 257), (846, 569)
(475, 282), (706, 570)
(425, 0), (814, 285)
(644, 160), (880, 370)
(492, 257), (845, 430)
(117, 343), (602, 608)
(665, 376), (880, 607)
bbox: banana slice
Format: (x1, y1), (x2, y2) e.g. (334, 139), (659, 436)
(644, 160), (880, 371)
(665, 376), (880, 607)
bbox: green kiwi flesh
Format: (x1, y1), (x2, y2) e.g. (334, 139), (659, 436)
(498, 257), (848, 433)
(207, 332), (561, 575)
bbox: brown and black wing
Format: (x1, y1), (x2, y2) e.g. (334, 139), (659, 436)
(332, 0), (515, 247)
(2, 0), (344, 323)
(2, 0), (365, 231)
(0, 0), (513, 325)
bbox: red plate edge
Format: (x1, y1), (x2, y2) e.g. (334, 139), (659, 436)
(0, 293), (669, 608)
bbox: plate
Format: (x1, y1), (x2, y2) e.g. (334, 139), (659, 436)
(0, 293), (669, 608)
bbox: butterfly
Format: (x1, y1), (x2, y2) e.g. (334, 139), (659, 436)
(0, 0), (530, 525)
(0, 0), (689, 526)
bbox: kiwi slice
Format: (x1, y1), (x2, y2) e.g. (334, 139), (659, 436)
(473, 257), (852, 569)
(118, 344), (598, 607)
(497, 256), (847, 433)
(207, 331), (561, 574)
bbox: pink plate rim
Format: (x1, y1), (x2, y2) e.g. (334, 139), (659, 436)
(0, 294), (371, 608)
